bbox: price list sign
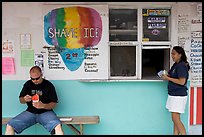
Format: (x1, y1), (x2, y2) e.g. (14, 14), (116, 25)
(190, 37), (202, 87)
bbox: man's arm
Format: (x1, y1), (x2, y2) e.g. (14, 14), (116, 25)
(19, 95), (32, 104)
(42, 102), (57, 109)
(32, 101), (57, 110)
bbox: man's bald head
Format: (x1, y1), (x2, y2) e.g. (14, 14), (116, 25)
(30, 66), (42, 74)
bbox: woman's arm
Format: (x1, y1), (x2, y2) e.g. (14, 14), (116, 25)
(162, 75), (186, 85)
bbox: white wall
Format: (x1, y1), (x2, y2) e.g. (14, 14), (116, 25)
(2, 2), (44, 80)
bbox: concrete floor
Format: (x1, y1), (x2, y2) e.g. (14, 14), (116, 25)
(188, 125), (202, 135)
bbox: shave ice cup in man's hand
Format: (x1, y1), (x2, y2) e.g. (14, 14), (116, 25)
(32, 94), (39, 102)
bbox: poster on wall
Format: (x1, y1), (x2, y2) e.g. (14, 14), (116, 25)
(196, 3), (202, 17)
(176, 3), (202, 87)
(21, 50), (34, 67)
(43, 5), (109, 80)
(35, 53), (44, 74)
(2, 40), (14, 53)
(189, 14), (202, 87)
(2, 57), (15, 75)
(20, 33), (32, 49)
(178, 14), (190, 33)
(190, 37), (202, 87)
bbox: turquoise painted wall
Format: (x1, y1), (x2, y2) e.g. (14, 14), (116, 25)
(2, 80), (189, 135)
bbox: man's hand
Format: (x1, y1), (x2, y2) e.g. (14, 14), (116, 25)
(32, 101), (45, 109)
(24, 95), (32, 102)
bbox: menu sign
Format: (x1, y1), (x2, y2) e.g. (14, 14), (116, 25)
(190, 38), (202, 87)
(143, 9), (170, 41)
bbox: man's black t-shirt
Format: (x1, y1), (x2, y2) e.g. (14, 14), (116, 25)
(19, 79), (58, 114)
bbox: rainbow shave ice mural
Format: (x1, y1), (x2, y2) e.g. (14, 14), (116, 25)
(44, 6), (102, 71)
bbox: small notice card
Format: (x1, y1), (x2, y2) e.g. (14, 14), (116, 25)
(20, 33), (31, 49)
(2, 57), (15, 75)
(2, 40), (14, 53)
(157, 70), (167, 78)
(21, 50), (34, 66)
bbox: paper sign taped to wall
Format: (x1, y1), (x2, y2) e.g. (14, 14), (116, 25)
(2, 40), (14, 53)
(2, 57), (15, 75)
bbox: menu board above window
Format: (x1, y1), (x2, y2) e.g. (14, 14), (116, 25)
(142, 9), (171, 42)
(143, 9), (170, 16)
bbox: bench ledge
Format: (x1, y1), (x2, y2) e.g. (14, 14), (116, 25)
(2, 116), (100, 125)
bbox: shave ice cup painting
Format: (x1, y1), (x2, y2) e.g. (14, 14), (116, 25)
(44, 6), (103, 73)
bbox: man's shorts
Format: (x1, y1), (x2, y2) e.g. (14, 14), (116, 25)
(7, 110), (61, 134)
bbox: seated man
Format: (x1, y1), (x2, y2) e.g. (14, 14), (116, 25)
(5, 66), (64, 135)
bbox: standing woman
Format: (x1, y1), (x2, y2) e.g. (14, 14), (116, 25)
(162, 46), (190, 135)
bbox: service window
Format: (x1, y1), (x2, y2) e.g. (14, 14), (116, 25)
(109, 9), (137, 41)
(109, 7), (171, 80)
(142, 8), (171, 80)
(142, 48), (170, 79)
(110, 46), (136, 76)
(109, 8), (138, 79)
